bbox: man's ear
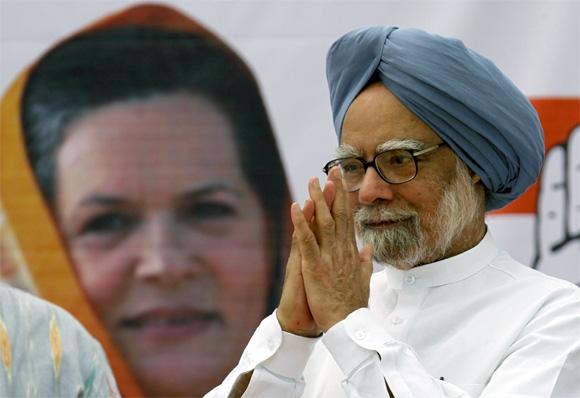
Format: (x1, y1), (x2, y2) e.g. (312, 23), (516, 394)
(470, 171), (481, 184)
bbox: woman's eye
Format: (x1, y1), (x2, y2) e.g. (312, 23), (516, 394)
(81, 213), (135, 235)
(187, 202), (236, 220)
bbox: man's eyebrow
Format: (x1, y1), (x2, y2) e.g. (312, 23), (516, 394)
(335, 139), (425, 158)
(376, 139), (424, 153)
(335, 144), (362, 158)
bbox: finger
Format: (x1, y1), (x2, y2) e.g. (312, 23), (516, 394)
(304, 198), (323, 241)
(303, 183), (335, 233)
(291, 202), (321, 263)
(283, 231), (302, 280)
(303, 198), (315, 222)
(301, 181), (337, 243)
(322, 179), (336, 209)
(307, 177), (335, 247)
(280, 229), (304, 301)
(537, 145), (566, 256)
(328, 167), (347, 242)
(278, 231), (303, 311)
(328, 166), (355, 246)
(567, 125), (580, 236)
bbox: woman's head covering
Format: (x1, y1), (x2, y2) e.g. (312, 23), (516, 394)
(326, 26), (544, 211)
(1, 4), (289, 395)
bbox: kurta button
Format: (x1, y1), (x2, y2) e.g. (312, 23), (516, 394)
(405, 275), (416, 285)
(354, 330), (367, 340)
(391, 316), (403, 325)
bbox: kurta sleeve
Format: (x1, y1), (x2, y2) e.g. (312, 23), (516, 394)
(204, 310), (320, 398)
(323, 302), (580, 398)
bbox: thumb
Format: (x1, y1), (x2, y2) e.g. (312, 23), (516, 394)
(279, 232), (305, 305)
(285, 232), (302, 278)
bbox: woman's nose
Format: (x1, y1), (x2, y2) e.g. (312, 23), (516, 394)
(133, 215), (201, 285)
(357, 167), (395, 205)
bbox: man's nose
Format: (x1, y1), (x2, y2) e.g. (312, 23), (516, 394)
(357, 167), (395, 205)
(134, 215), (201, 285)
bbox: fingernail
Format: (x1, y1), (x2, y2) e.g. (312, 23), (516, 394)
(289, 202), (297, 213)
(313, 177), (320, 188)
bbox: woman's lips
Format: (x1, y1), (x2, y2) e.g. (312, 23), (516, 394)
(118, 308), (223, 341)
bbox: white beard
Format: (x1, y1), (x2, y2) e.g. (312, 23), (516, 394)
(354, 161), (480, 269)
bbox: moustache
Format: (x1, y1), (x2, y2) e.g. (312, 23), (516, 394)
(354, 204), (419, 225)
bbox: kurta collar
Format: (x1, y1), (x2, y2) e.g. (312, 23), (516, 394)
(379, 230), (499, 290)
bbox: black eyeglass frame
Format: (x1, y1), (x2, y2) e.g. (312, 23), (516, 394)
(322, 142), (448, 191)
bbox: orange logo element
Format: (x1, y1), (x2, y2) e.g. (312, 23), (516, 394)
(492, 98), (580, 215)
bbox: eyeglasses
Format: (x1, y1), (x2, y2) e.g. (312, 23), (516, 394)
(322, 143), (447, 192)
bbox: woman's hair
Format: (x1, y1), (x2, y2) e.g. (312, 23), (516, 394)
(22, 26), (290, 310)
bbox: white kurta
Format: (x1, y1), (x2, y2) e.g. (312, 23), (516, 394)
(206, 232), (580, 397)
(0, 283), (120, 397)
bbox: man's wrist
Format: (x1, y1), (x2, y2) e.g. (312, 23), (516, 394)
(275, 311), (322, 338)
(320, 304), (366, 332)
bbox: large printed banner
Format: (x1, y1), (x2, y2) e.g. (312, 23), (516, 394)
(1, 1), (578, 396)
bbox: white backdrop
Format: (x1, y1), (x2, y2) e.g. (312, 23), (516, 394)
(1, 0), (579, 282)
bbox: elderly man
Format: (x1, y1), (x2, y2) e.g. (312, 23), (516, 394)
(206, 26), (580, 398)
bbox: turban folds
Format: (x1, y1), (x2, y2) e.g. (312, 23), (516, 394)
(326, 26), (544, 211)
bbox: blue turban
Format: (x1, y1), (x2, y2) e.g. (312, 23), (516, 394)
(326, 26), (544, 211)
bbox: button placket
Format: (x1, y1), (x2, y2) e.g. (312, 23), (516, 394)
(384, 288), (428, 340)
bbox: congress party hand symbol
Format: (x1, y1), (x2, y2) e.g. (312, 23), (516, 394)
(534, 126), (580, 285)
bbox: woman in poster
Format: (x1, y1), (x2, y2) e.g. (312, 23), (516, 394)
(0, 3), (290, 397)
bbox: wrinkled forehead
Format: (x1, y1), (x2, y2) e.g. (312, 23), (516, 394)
(338, 82), (444, 156)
